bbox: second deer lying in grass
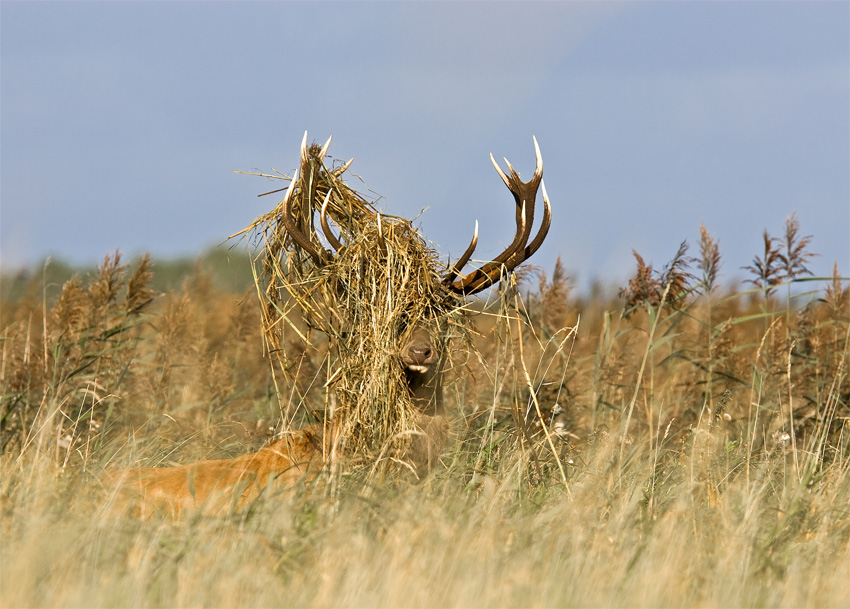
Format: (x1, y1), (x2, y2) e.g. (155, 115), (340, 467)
(105, 428), (324, 518)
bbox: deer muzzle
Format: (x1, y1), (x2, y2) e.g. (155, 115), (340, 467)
(401, 339), (439, 374)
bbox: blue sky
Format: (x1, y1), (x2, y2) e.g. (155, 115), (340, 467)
(2, 1), (848, 292)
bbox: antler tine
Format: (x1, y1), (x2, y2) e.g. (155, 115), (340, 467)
(452, 202), (527, 294)
(532, 135), (543, 181)
(522, 180), (551, 260)
(447, 137), (548, 295)
(443, 220), (479, 287)
(320, 190), (343, 251)
(490, 152), (512, 190)
(319, 135), (333, 160)
(299, 131), (309, 163)
(280, 166), (326, 265)
(332, 158), (354, 177)
(299, 130), (318, 212)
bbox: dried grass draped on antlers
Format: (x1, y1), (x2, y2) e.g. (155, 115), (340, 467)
(234, 135), (464, 459)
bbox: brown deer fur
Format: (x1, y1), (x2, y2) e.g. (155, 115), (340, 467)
(105, 428), (324, 518)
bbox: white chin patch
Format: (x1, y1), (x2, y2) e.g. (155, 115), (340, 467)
(407, 365), (429, 374)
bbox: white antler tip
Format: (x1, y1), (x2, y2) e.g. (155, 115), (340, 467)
(300, 131), (308, 160)
(490, 153), (510, 187)
(532, 136), (543, 178)
(284, 167), (299, 203)
(319, 135), (333, 159)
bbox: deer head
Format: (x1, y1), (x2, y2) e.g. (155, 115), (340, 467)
(241, 132), (551, 468)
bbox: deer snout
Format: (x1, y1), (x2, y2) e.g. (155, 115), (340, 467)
(402, 340), (438, 373)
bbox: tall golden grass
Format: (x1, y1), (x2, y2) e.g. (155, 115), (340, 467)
(1, 215), (848, 608)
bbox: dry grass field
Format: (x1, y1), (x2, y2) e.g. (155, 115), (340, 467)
(1, 214), (848, 608)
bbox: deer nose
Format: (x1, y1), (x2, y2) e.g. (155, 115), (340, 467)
(403, 341), (438, 366)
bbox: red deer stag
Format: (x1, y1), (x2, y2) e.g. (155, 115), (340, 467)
(105, 135), (551, 517)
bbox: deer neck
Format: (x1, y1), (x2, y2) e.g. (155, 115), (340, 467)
(406, 360), (444, 417)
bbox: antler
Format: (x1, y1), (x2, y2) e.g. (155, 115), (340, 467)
(444, 136), (552, 295)
(319, 190), (343, 252)
(282, 132), (347, 265)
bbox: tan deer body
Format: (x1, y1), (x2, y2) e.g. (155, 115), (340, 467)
(106, 135), (551, 517)
(106, 428), (322, 518)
